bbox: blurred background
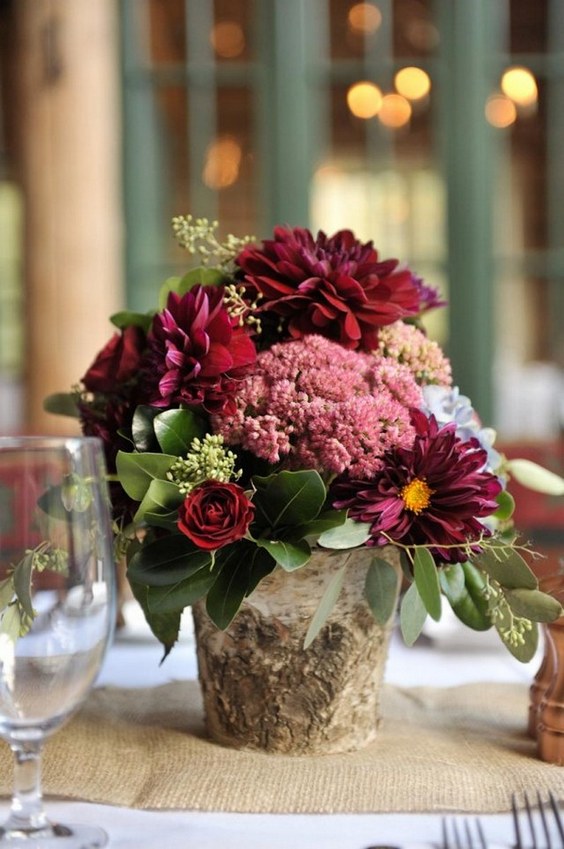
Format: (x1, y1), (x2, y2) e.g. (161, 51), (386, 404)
(0, 0), (562, 553)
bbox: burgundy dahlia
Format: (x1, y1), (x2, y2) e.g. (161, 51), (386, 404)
(142, 285), (256, 414)
(82, 325), (146, 394)
(236, 226), (421, 350)
(331, 409), (502, 562)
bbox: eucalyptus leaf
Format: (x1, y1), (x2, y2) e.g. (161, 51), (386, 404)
(474, 548), (537, 590)
(493, 489), (515, 521)
(506, 458), (564, 496)
(494, 607), (538, 662)
(127, 534), (212, 586)
(304, 564), (347, 649)
(318, 518), (371, 550)
(1, 604), (21, 642)
(254, 538), (310, 571)
(400, 582), (427, 646)
(504, 588), (563, 622)
(43, 392), (80, 418)
(364, 556), (400, 625)
(12, 551), (35, 619)
(154, 408), (207, 456)
(447, 561), (491, 631)
(438, 563), (465, 605)
(116, 451), (177, 502)
(110, 310), (152, 332)
(251, 470), (326, 531)
(413, 547), (442, 622)
(0, 578), (14, 611)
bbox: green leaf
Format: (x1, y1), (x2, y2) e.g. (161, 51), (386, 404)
(205, 556), (250, 630)
(399, 582), (427, 646)
(506, 458), (564, 496)
(0, 578), (14, 611)
(134, 479), (184, 527)
(304, 564), (347, 649)
(293, 509), (347, 541)
(413, 548), (441, 622)
(251, 470), (327, 531)
(254, 537), (310, 571)
(127, 534), (212, 586)
(447, 561), (491, 631)
(158, 268), (228, 309)
(1, 604), (21, 642)
(154, 408), (206, 456)
(12, 551), (35, 619)
(116, 451), (177, 501)
(128, 579), (181, 660)
(43, 392), (80, 418)
(504, 588), (563, 622)
(474, 547), (537, 590)
(493, 489), (515, 521)
(244, 546), (277, 596)
(110, 310), (152, 332)
(438, 563), (466, 605)
(146, 567), (218, 614)
(365, 556), (400, 625)
(318, 517), (371, 549)
(494, 607), (539, 662)
(132, 406), (160, 453)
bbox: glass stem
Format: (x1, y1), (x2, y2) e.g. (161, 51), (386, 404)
(5, 739), (49, 833)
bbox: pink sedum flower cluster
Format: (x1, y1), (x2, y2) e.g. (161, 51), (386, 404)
(377, 321), (452, 387)
(212, 334), (422, 479)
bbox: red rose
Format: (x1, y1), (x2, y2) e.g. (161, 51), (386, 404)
(177, 481), (255, 550)
(82, 326), (146, 393)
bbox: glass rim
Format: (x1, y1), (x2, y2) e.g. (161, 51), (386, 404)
(0, 436), (104, 452)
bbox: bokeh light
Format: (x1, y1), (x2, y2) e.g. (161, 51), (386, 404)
(346, 81), (383, 119)
(501, 66), (538, 106)
(485, 94), (517, 128)
(210, 21), (245, 59)
(378, 93), (412, 128)
(394, 66), (431, 100)
(203, 136), (242, 188)
(347, 3), (382, 35)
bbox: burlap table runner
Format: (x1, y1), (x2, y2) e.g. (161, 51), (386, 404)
(1, 681), (563, 813)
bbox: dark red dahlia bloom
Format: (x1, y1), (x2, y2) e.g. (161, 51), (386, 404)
(236, 226), (421, 350)
(142, 285), (256, 414)
(331, 409), (502, 563)
(82, 326), (146, 394)
(411, 274), (448, 313)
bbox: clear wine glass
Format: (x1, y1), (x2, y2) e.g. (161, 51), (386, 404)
(0, 437), (116, 848)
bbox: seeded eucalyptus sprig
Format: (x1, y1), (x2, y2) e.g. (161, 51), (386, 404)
(0, 543), (69, 642)
(172, 214), (255, 269)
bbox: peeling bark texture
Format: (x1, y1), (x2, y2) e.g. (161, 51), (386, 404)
(192, 546), (401, 755)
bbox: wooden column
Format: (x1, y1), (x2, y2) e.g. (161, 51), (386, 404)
(16, 0), (122, 434)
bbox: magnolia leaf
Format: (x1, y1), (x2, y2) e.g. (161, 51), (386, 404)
(116, 451), (177, 502)
(134, 479), (184, 526)
(146, 567), (218, 614)
(244, 546), (277, 596)
(154, 408), (206, 456)
(364, 556), (400, 625)
(474, 548), (537, 590)
(413, 548), (442, 622)
(110, 310), (152, 332)
(43, 392), (80, 418)
(438, 563), (465, 605)
(254, 538), (310, 571)
(0, 578), (14, 611)
(318, 518), (371, 550)
(251, 470), (326, 531)
(494, 606), (539, 662)
(205, 559), (250, 631)
(493, 489), (515, 521)
(127, 534), (212, 586)
(293, 509), (347, 541)
(1, 604), (21, 642)
(132, 406), (160, 453)
(506, 458), (564, 496)
(400, 582), (427, 646)
(504, 588), (563, 622)
(128, 578), (181, 660)
(12, 552), (35, 619)
(446, 561), (491, 631)
(303, 564), (347, 649)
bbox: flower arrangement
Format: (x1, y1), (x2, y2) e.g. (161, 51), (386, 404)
(46, 216), (564, 661)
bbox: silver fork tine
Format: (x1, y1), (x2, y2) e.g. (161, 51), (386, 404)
(549, 792), (564, 845)
(512, 791), (564, 849)
(537, 791), (554, 849)
(442, 817), (486, 849)
(512, 794), (526, 849)
(524, 791), (540, 849)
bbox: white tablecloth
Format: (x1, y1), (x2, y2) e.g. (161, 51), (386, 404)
(0, 606), (548, 848)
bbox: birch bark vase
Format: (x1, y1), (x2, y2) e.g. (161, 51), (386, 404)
(192, 545), (402, 755)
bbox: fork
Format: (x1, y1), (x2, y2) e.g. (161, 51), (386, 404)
(512, 791), (564, 848)
(442, 816), (488, 849)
